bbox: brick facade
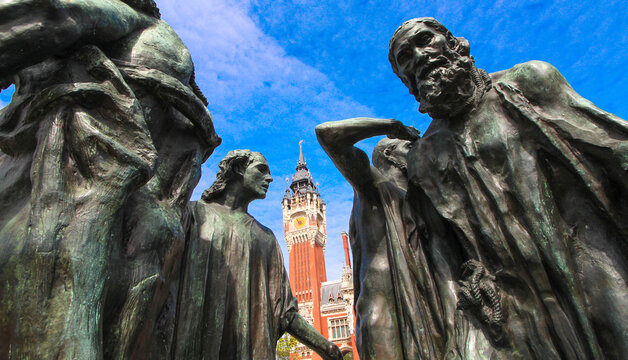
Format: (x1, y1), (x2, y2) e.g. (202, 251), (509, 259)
(282, 142), (358, 360)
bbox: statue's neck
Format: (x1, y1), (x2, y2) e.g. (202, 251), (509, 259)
(380, 165), (408, 193)
(211, 186), (251, 213)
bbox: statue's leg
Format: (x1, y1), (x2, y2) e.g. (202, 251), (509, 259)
(105, 196), (184, 360)
(355, 288), (404, 359)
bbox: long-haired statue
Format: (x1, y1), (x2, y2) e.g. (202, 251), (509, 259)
(174, 150), (342, 360)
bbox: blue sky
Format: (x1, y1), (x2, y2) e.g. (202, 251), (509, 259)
(1, 0), (626, 281)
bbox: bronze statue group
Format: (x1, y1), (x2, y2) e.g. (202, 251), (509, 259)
(0, 1), (625, 359)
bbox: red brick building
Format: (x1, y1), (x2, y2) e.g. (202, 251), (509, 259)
(282, 142), (358, 360)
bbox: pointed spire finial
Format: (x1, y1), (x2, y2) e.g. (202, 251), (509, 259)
(291, 140), (314, 193)
(283, 177), (291, 200)
(298, 140), (305, 165)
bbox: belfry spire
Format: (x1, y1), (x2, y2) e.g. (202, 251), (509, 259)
(281, 141), (356, 360)
(298, 140), (306, 166)
(291, 140), (315, 194)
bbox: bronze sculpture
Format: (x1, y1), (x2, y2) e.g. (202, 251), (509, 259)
(389, 17), (628, 359)
(173, 150), (343, 360)
(1, 1), (626, 358)
(0, 1), (219, 358)
(316, 118), (444, 359)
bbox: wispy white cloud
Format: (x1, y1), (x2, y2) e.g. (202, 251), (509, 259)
(159, 0), (374, 141)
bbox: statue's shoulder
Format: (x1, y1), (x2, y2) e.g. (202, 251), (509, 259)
(253, 218), (276, 238)
(491, 61), (572, 104)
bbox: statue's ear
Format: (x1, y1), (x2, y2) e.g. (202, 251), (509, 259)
(231, 158), (249, 177)
(455, 37), (470, 56)
(233, 164), (246, 177)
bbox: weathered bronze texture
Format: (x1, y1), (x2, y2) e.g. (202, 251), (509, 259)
(0, 1), (219, 359)
(389, 17), (628, 359)
(316, 118), (444, 359)
(172, 150), (342, 360)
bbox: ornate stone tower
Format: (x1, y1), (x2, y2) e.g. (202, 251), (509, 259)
(282, 141), (327, 335)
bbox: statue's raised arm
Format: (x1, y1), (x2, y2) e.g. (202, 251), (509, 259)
(316, 118), (446, 359)
(315, 117), (419, 194)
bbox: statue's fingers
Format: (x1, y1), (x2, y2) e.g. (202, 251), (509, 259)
(0, 77), (12, 91)
(407, 126), (421, 138)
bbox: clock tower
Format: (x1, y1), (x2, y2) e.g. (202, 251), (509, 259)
(282, 141), (327, 338)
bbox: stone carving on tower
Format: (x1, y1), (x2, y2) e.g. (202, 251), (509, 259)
(283, 140), (327, 252)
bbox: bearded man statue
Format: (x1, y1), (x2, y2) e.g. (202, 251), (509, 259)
(389, 17), (628, 359)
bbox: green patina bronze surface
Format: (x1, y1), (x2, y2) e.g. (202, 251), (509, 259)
(0, 1), (219, 359)
(316, 118), (444, 360)
(388, 17), (628, 360)
(1, 3), (626, 360)
(172, 150), (342, 360)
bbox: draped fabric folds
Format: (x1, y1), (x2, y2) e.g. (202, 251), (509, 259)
(349, 179), (444, 359)
(173, 200), (298, 360)
(377, 181), (445, 359)
(0, 46), (156, 358)
(409, 62), (628, 359)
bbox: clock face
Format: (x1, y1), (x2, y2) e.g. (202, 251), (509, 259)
(294, 216), (306, 229)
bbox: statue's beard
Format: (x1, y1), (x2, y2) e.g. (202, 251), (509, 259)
(414, 54), (477, 118)
(388, 157), (408, 177)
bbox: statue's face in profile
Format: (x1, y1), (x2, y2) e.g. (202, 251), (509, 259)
(388, 140), (412, 170)
(374, 138), (411, 176)
(242, 154), (273, 200)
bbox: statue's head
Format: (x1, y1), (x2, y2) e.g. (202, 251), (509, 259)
(372, 138), (412, 177)
(388, 17), (480, 118)
(202, 150), (273, 203)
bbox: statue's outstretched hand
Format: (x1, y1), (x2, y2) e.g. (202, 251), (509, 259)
(324, 342), (343, 360)
(387, 121), (420, 142)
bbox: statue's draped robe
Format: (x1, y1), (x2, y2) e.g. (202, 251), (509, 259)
(173, 200), (298, 359)
(103, 59), (218, 360)
(350, 180), (444, 359)
(409, 62), (628, 359)
(0, 45), (218, 359)
(0, 46), (156, 359)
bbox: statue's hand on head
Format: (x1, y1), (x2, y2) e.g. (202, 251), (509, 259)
(387, 120), (421, 142)
(0, 76), (11, 92)
(324, 342), (343, 360)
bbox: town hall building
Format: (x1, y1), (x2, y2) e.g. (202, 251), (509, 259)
(282, 142), (359, 360)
